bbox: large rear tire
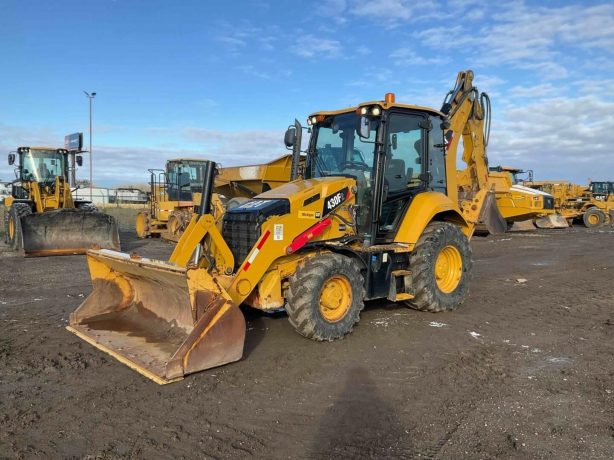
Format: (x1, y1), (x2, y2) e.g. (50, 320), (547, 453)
(286, 253), (365, 341)
(5, 203), (32, 250)
(582, 208), (605, 228)
(406, 222), (472, 312)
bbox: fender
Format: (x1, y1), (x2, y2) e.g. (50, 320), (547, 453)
(394, 191), (470, 247)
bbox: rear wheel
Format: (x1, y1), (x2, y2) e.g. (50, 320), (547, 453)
(5, 203), (32, 250)
(406, 222), (472, 312)
(286, 253), (365, 341)
(582, 208), (605, 228)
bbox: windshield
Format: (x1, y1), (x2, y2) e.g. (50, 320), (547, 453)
(167, 161), (207, 200)
(21, 150), (66, 183)
(309, 113), (377, 181)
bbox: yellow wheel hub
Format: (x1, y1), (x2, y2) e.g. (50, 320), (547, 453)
(8, 216), (15, 240)
(135, 213), (148, 238)
(319, 275), (352, 322)
(587, 213), (599, 225)
(434, 245), (463, 294)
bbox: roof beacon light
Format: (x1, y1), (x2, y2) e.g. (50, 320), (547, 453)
(385, 92), (395, 104)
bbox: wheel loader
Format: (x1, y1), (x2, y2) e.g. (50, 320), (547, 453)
(4, 147), (119, 256)
(136, 155), (303, 242)
(67, 70), (506, 384)
(487, 166), (567, 230)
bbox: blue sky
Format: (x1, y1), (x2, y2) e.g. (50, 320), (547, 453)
(1, 0), (613, 186)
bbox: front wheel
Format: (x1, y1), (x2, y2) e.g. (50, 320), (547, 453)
(406, 222), (472, 312)
(582, 208), (605, 228)
(6, 203), (32, 250)
(286, 253), (365, 341)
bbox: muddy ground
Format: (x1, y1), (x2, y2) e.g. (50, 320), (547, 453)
(1, 220), (613, 459)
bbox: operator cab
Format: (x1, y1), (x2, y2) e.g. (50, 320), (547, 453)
(589, 181), (614, 200)
(165, 159), (209, 201)
(305, 94), (447, 242)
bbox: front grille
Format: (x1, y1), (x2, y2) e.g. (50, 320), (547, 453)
(543, 196), (554, 210)
(222, 198), (290, 271)
(222, 212), (261, 270)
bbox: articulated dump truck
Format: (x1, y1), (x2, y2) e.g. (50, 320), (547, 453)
(4, 147), (119, 256)
(68, 70), (506, 383)
(487, 166), (567, 230)
(136, 155), (301, 242)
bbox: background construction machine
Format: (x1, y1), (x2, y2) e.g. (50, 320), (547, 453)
(68, 70), (506, 384)
(525, 180), (613, 228)
(136, 155), (301, 241)
(4, 147), (119, 256)
(487, 166), (566, 230)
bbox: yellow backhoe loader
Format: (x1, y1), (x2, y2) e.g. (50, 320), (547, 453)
(136, 155), (302, 242)
(4, 147), (119, 256)
(67, 70), (506, 384)
(487, 166), (567, 230)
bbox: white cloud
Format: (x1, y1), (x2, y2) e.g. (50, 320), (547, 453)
(291, 35), (343, 58)
(389, 47), (443, 66)
(350, 0), (439, 27)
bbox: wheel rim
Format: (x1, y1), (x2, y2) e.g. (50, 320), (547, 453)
(587, 213), (599, 225)
(434, 245), (463, 293)
(135, 213), (148, 237)
(319, 275), (352, 322)
(8, 216), (15, 240)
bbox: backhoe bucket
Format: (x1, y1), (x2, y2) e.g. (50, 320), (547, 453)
(534, 214), (569, 229)
(20, 209), (120, 256)
(67, 249), (245, 384)
(479, 191), (507, 235)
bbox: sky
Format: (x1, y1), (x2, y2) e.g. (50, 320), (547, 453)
(1, 0), (612, 186)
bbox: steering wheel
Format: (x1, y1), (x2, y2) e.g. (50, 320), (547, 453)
(339, 160), (370, 171)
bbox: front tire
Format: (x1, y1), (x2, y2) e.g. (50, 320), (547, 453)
(6, 203), (32, 250)
(583, 208), (605, 228)
(286, 253), (365, 341)
(406, 222), (472, 312)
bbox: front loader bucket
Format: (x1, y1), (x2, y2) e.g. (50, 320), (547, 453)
(534, 214), (569, 229)
(67, 250), (245, 384)
(479, 191), (507, 235)
(21, 209), (120, 256)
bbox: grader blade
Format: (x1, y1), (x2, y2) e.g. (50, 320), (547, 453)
(20, 209), (120, 256)
(67, 249), (245, 384)
(479, 191), (507, 235)
(509, 220), (537, 231)
(534, 214), (569, 229)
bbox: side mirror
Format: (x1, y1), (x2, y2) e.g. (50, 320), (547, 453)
(76, 155), (83, 167)
(284, 127), (296, 148)
(357, 116), (370, 138)
(391, 134), (398, 150)
(8, 153), (15, 165)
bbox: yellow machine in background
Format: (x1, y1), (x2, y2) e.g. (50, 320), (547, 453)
(68, 70), (506, 384)
(4, 147), (119, 256)
(526, 180), (613, 227)
(487, 166), (567, 230)
(136, 155), (301, 241)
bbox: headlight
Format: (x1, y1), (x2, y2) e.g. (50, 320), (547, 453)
(360, 107), (368, 115)
(371, 107), (381, 116)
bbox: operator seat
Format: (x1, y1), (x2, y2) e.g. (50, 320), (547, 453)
(385, 158), (407, 191)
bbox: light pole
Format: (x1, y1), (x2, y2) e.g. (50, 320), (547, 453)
(83, 91), (96, 201)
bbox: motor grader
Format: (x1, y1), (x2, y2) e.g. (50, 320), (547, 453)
(67, 70), (505, 384)
(526, 180), (612, 227)
(136, 155), (302, 241)
(4, 147), (119, 256)
(487, 166), (567, 230)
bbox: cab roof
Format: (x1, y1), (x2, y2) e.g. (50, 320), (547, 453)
(309, 98), (444, 119)
(167, 158), (209, 163)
